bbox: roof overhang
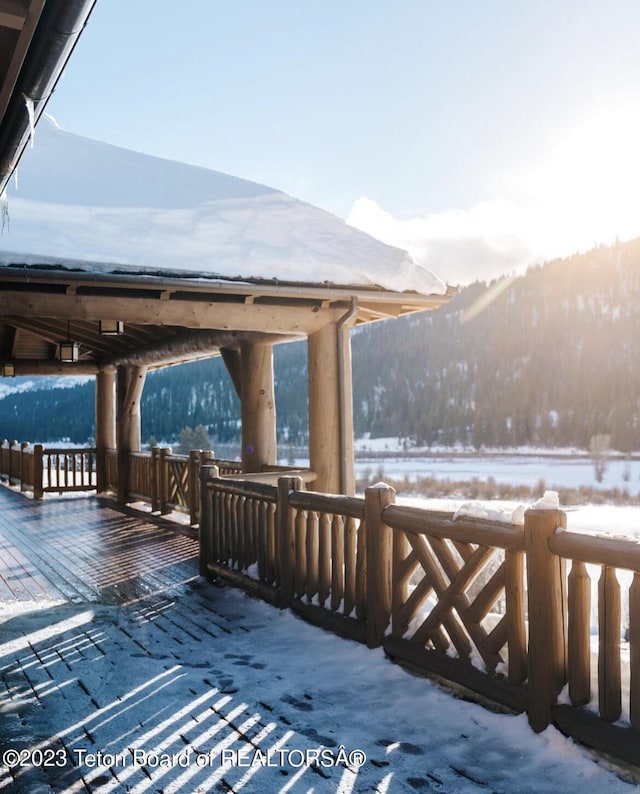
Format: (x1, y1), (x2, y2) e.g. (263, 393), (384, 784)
(0, 0), (96, 195)
(0, 266), (454, 374)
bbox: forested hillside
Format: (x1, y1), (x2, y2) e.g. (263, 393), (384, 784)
(2, 238), (640, 451)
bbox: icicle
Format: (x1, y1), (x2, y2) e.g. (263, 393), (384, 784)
(13, 168), (18, 192)
(24, 95), (35, 148)
(0, 191), (9, 235)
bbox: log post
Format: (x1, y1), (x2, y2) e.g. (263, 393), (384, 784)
(116, 365), (146, 504)
(95, 370), (116, 493)
(308, 320), (355, 494)
(199, 463), (219, 577)
(524, 508), (567, 732)
(33, 444), (44, 500)
(365, 483), (395, 648)
(277, 476), (302, 607)
(240, 340), (276, 473)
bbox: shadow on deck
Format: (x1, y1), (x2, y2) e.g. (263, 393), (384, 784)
(0, 487), (634, 794)
(0, 488), (388, 792)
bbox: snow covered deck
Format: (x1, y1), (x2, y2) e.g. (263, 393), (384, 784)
(0, 486), (635, 793)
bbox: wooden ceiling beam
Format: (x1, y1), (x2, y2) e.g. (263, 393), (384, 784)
(9, 359), (98, 376)
(0, 292), (344, 334)
(0, 267), (451, 310)
(105, 329), (238, 369)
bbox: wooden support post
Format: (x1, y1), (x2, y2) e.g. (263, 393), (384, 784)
(278, 476), (302, 607)
(199, 463), (219, 577)
(159, 447), (171, 515)
(189, 449), (201, 526)
(116, 365), (147, 504)
(240, 340), (276, 473)
(33, 444), (44, 500)
(365, 483), (395, 648)
(308, 320), (355, 494)
(524, 508), (567, 732)
(95, 370), (116, 493)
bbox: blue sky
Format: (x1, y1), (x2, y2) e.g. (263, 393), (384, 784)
(46, 0), (640, 284)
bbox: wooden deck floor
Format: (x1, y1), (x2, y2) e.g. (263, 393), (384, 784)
(0, 488), (200, 607)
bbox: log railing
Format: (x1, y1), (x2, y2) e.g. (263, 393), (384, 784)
(380, 501), (527, 712)
(120, 449), (312, 526)
(124, 447), (214, 525)
(200, 471), (279, 602)
(0, 440), (96, 496)
(546, 528), (640, 765)
(286, 488), (368, 640)
(198, 474), (640, 768)
(42, 448), (96, 493)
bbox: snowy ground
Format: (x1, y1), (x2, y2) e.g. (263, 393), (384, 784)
(1, 584), (638, 794)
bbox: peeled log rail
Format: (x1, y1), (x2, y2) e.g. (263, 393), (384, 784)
(382, 504), (525, 552)
(598, 565), (622, 722)
(630, 573), (640, 730)
(567, 560), (591, 706)
(549, 530), (640, 572)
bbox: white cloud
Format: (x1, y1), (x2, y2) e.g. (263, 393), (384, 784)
(346, 196), (539, 285)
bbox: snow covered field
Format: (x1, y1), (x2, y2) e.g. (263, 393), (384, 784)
(353, 444), (640, 494)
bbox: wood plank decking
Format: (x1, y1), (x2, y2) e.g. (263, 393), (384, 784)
(0, 488), (199, 607)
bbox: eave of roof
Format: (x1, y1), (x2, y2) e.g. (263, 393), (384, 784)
(0, 0), (97, 195)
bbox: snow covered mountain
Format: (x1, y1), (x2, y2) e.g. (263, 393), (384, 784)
(0, 116), (445, 295)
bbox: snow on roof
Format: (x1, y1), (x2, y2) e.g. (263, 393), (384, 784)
(0, 117), (445, 295)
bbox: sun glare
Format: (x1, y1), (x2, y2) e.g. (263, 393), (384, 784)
(528, 105), (640, 256)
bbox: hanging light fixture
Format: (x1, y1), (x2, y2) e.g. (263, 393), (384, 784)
(59, 320), (79, 363)
(99, 320), (124, 336)
(0, 362), (15, 377)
